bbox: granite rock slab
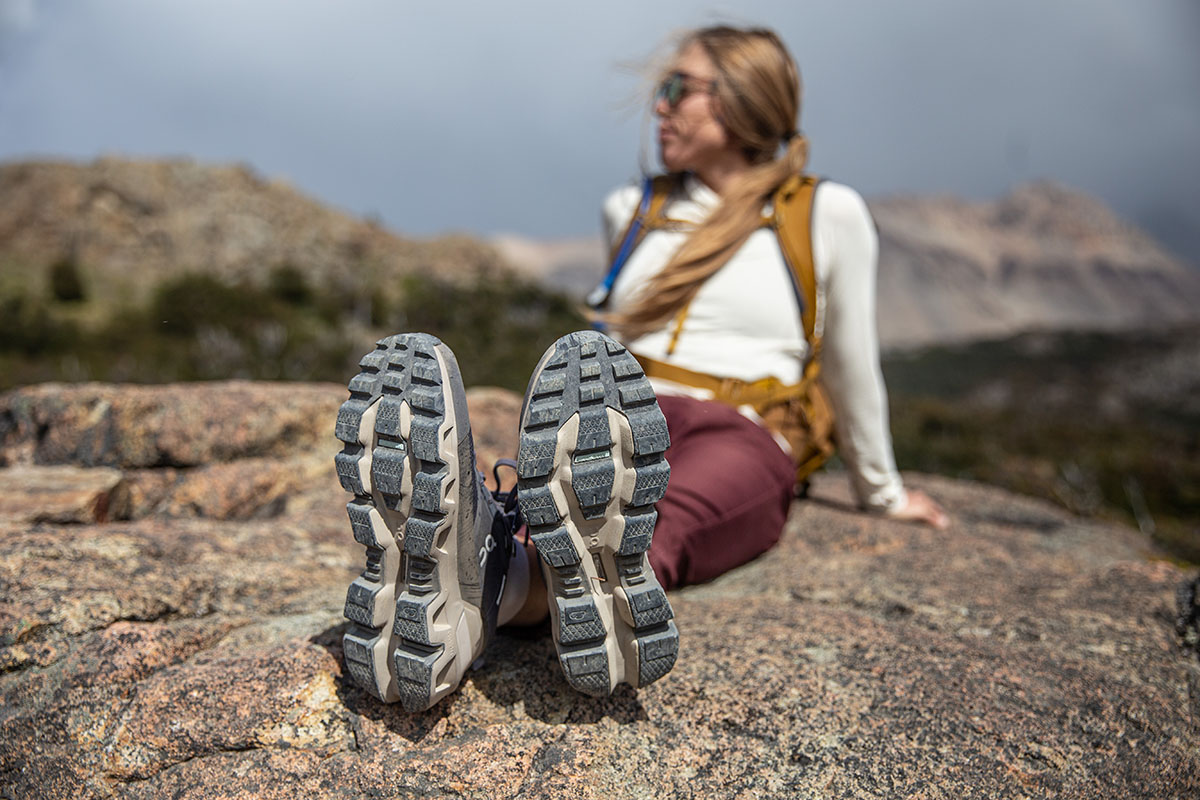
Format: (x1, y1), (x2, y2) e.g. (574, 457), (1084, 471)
(0, 381), (1196, 798)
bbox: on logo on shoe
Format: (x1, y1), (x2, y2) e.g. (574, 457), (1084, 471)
(478, 533), (497, 568)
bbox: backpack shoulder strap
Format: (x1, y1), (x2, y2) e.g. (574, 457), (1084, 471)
(589, 175), (677, 310)
(772, 174), (823, 364)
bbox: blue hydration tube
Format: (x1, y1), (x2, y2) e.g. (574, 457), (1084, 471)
(587, 177), (654, 326)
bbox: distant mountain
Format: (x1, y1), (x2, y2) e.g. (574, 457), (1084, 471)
(871, 181), (1200, 347)
(493, 181), (1200, 349)
(489, 233), (606, 297)
(0, 158), (506, 302)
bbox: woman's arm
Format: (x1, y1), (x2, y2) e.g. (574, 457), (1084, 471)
(816, 183), (947, 527)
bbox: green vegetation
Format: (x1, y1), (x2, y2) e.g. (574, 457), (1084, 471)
(0, 259), (586, 393)
(1, 267), (355, 384)
(48, 256), (87, 303)
(883, 328), (1200, 564)
(388, 271), (587, 389)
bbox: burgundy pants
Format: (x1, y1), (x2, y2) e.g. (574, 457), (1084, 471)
(647, 395), (796, 590)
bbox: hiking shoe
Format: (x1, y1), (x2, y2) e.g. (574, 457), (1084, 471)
(335, 333), (513, 711)
(516, 330), (678, 695)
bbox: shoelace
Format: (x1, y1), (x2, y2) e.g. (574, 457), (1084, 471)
(489, 458), (526, 550)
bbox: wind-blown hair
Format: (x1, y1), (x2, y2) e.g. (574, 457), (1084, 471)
(605, 25), (808, 336)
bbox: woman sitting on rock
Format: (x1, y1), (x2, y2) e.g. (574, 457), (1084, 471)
(334, 23), (947, 713)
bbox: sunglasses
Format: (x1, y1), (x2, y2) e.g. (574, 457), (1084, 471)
(656, 71), (718, 109)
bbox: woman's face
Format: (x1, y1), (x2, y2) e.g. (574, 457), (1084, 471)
(655, 43), (734, 175)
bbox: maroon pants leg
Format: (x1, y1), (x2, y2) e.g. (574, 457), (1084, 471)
(647, 395), (796, 590)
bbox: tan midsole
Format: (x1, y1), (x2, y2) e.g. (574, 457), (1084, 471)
(541, 406), (645, 690)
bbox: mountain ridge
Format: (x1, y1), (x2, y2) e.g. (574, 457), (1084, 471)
(870, 180), (1200, 346)
(0, 157), (507, 304)
(3, 157), (1198, 349)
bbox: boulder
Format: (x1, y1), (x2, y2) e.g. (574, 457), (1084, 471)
(0, 380), (344, 469)
(0, 464), (128, 523)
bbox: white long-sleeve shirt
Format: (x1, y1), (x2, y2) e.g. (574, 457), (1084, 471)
(602, 174), (907, 512)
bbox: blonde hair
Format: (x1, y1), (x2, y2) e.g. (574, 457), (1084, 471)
(605, 26), (808, 336)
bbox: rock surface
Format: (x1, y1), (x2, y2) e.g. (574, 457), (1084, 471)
(1, 381), (1197, 798)
(0, 464), (128, 524)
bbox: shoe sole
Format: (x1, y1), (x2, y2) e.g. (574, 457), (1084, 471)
(517, 331), (678, 695)
(335, 333), (484, 711)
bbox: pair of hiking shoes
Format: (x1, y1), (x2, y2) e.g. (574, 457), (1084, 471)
(334, 330), (678, 711)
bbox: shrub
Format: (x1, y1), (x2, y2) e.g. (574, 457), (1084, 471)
(0, 290), (78, 354)
(152, 274), (274, 337)
(268, 263), (314, 307)
(48, 257), (86, 303)
(392, 271), (587, 391)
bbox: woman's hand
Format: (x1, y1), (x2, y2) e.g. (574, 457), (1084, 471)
(887, 489), (950, 529)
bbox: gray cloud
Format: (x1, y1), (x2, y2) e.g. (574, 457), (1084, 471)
(1, 0), (1197, 262)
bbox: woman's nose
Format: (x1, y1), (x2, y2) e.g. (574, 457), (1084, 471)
(653, 94), (671, 116)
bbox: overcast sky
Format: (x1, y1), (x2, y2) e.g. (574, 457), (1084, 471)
(1, 0), (1198, 263)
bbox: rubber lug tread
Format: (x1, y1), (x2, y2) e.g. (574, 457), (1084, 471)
(339, 331), (489, 711)
(374, 397), (405, 438)
(394, 645), (442, 712)
(556, 596), (607, 645)
(571, 459), (616, 518)
(625, 584), (673, 628)
(530, 527), (581, 568)
(636, 623), (679, 686)
(559, 648), (610, 697)
(393, 595), (433, 643)
(408, 417), (442, 462)
(342, 626), (389, 702)
(617, 511), (657, 556)
(631, 460), (671, 507)
(370, 448), (406, 498)
(517, 330), (678, 697)
(403, 515), (441, 558)
(410, 470), (446, 515)
(335, 447), (366, 495)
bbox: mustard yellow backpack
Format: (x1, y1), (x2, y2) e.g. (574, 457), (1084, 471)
(589, 173), (836, 487)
